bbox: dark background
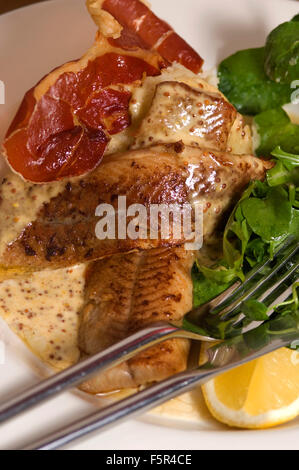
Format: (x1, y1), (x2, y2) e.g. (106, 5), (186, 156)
(0, 0), (50, 15)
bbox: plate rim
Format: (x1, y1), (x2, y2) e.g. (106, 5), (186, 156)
(0, 0), (298, 450)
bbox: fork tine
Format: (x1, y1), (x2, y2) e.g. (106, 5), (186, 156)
(259, 261), (299, 305)
(225, 251), (298, 331)
(213, 238), (299, 320)
(233, 274), (298, 333)
(200, 237), (295, 316)
(266, 284), (295, 314)
(210, 236), (297, 314)
(185, 238), (298, 338)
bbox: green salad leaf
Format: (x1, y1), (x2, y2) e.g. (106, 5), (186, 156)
(290, 209), (299, 236)
(218, 48), (290, 115)
(192, 265), (231, 308)
(267, 147), (299, 188)
(190, 157), (299, 338)
(254, 108), (299, 156)
(243, 307), (299, 352)
(242, 299), (269, 321)
(240, 186), (292, 242)
(267, 160), (293, 186)
(264, 17), (299, 84)
(271, 146), (299, 171)
(192, 16), (299, 341)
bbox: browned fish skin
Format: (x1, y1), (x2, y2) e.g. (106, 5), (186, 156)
(79, 247), (195, 393)
(1, 145), (272, 272)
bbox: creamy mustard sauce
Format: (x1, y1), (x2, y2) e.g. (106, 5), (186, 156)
(183, 152), (231, 241)
(0, 173), (66, 257)
(0, 264), (86, 370)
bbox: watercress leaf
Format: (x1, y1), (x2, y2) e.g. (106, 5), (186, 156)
(252, 180), (269, 198)
(198, 264), (239, 284)
(254, 108), (299, 156)
(223, 183), (256, 269)
(270, 236), (293, 259)
(267, 160), (293, 186)
(268, 314), (298, 334)
(290, 208), (299, 239)
(218, 48), (290, 115)
(182, 317), (209, 337)
(267, 161), (299, 188)
(192, 267), (232, 307)
(235, 205), (245, 222)
(290, 167), (299, 187)
(242, 299), (269, 321)
(223, 238), (243, 272)
(244, 322), (270, 350)
(264, 18), (299, 84)
(271, 146), (299, 170)
(288, 184), (298, 206)
(228, 220), (245, 241)
(245, 238), (268, 264)
(240, 186), (292, 242)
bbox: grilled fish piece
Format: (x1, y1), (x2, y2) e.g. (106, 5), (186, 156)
(133, 81), (238, 151)
(79, 247), (195, 393)
(0, 145), (271, 276)
(129, 66), (253, 156)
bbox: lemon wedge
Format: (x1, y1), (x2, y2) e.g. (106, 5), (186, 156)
(201, 345), (299, 429)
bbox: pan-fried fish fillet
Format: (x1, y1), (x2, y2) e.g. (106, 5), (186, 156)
(128, 64), (253, 156)
(133, 81), (237, 151)
(78, 151), (271, 392)
(0, 145), (271, 276)
(79, 247), (195, 393)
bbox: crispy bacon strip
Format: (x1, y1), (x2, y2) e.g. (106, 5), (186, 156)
(3, 0), (203, 183)
(101, 0), (204, 73)
(3, 43), (160, 183)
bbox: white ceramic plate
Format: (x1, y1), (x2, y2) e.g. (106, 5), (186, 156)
(0, 0), (298, 451)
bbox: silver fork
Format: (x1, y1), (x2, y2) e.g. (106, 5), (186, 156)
(186, 236), (299, 337)
(25, 307), (299, 450)
(1, 237), (298, 449)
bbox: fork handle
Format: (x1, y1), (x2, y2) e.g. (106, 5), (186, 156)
(24, 323), (296, 450)
(26, 367), (216, 450)
(0, 322), (185, 425)
(25, 339), (286, 450)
